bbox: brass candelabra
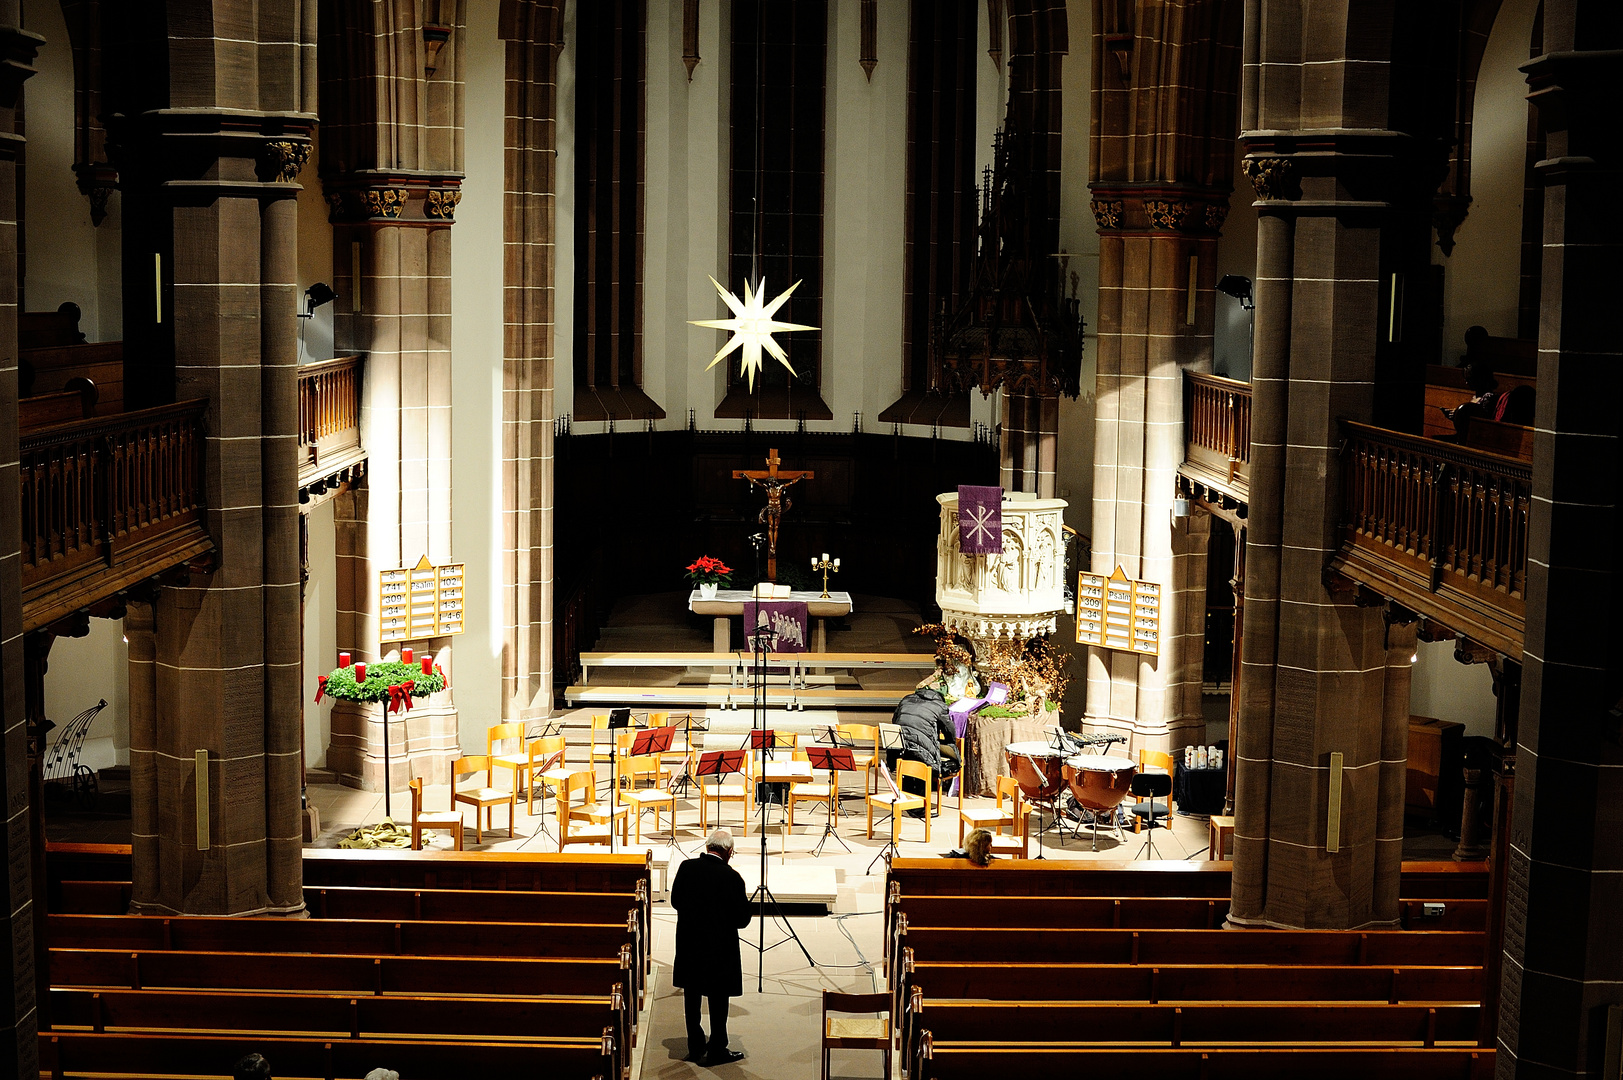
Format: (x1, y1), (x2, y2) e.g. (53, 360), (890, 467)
(811, 553), (840, 598)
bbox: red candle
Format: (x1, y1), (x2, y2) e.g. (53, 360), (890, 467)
(421, 655), (433, 675)
(338, 651), (351, 668)
(402, 647), (413, 665)
(355, 662), (367, 683)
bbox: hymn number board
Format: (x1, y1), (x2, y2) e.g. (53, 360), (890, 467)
(380, 556), (466, 643)
(1075, 565), (1160, 655)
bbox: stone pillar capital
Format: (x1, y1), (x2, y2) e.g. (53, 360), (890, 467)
(1086, 181), (1232, 235)
(321, 175), (465, 225)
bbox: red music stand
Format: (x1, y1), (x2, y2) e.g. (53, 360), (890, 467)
(625, 725), (679, 847)
(696, 749), (748, 834)
(804, 746), (856, 856)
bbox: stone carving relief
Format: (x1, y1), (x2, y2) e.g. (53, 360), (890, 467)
(426, 188), (462, 219)
(1145, 198), (1196, 230)
(1091, 198), (1123, 229)
(362, 188), (408, 218)
(263, 140), (312, 183)
(1242, 156), (1297, 200)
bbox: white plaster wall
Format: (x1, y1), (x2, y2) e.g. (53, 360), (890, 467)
(44, 618), (128, 771)
(295, 140), (336, 363)
(301, 500), (336, 768)
(1409, 638), (1498, 741)
(447, 1), (507, 748)
(1436, 0), (1540, 353)
(23, 0), (119, 339)
(824, 0), (907, 431)
(1055, 0), (1098, 534)
(1213, 150), (1258, 381)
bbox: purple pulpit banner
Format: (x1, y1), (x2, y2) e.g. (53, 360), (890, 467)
(743, 600), (809, 653)
(958, 485), (1003, 554)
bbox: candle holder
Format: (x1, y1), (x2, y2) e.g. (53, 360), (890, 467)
(811, 553), (840, 599)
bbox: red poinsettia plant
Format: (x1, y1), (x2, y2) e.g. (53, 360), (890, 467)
(685, 555), (733, 587)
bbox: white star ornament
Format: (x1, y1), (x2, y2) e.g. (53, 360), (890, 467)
(689, 276), (818, 390)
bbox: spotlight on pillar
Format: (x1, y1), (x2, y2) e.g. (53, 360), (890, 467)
(300, 282), (338, 319)
(1216, 275), (1254, 311)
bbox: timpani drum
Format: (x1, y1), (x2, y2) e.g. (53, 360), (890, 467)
(1004, 741), (1066, 804)
(1063, 755), (1137, 812)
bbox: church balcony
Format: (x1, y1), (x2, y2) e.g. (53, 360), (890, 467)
(298, 354), (366, 508)
(1181, 371), (1251, 501)
(1329, 421), (1529, 657)
(21, 400), (215, 633)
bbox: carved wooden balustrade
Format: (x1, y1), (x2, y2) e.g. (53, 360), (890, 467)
(20, 401), (214, 632)
(298, 355), (364, 488)
(1330, 421), (1530, 656)
(1183, 371), (1251, 492)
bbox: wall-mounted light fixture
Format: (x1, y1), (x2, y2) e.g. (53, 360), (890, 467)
(299, 282), (338, 319)
(1216, 274), (1254, 311)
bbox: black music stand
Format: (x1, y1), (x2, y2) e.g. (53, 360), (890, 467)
(665, 711), (710, 798)
(742, 622), (813, 987)
(804, 746), (855, 856)
(603, 708), (632, 853)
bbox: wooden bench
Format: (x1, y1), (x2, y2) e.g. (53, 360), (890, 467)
(45, 1029), (616, 1080)
(906, 999), (1482, 1075)
(21, 383), (97, 428)
(21, 304), (88, 350)
(1464, 416), (1533, 460)
(914, 1042), (1493, 1080)
(20, 340), (123, 413)
(52, 987), (630, 1080)
(1423, 362), (1536, 440)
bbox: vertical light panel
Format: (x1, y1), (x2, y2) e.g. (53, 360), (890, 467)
(154, 253), (163, 323)
(1326, 750), (1344, 852)
(1388, 273), (1403, 342)
(195, 749), (210, 850)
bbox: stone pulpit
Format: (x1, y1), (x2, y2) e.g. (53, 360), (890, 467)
(935, 492), (1068, 648)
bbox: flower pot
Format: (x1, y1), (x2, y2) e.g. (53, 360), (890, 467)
(698, 583), (720, 600)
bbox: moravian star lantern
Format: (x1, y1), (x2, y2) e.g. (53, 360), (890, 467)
(690, 276), (818, 391)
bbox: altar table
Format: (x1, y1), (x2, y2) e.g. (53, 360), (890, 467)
(688, 589), (853, 653)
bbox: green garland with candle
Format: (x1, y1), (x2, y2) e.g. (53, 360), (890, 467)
(318, 661), (446, 704)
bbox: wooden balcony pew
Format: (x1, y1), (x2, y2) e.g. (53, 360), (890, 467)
(52, 988), (631, 1080)
(52, 880), (131, 915)
(914, 1042), (1493, 1080)
(898, 926), (1486, 968)
(1400, 898), (1488, 932)
(45, 1030), (616, 1080)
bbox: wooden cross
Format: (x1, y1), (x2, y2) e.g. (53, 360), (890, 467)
(733, 449), (815, 581)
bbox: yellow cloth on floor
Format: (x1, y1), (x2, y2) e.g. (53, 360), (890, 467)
(338, 818), (414, 849)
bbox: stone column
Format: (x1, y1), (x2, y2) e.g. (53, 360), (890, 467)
(498, 0), (563, 724)
(319, 1), (467, 792)
(111, 3), (313, 918)
(999, 391), (1058, 497)
(1227, 5), (1433, 930)
(0, 9), (40, 1070)
(1495, 3), (1623, 1072)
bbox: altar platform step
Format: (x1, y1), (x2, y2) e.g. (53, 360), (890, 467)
(561, 683), (910, 710)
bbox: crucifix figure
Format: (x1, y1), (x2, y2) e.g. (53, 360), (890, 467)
(733, 448), (814, 581)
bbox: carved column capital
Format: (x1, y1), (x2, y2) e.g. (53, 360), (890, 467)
(322, 177), (464, 225)
(261, 139), (312, 183)
(1241, 155), (1296, 200)
(1087, 183), (1233, 236)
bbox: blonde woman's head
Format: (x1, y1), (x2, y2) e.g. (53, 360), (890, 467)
(964, 828), (994, 866)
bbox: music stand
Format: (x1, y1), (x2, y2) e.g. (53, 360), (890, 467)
(626, 725), (680, 849)
(529, 745), (568, 844)
(665, 711), (710, 798)
(804, 746), (855, 856)
(695, 748), (747, 832)
(604, 708), (632, 853)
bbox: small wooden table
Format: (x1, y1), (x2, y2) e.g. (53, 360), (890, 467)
(688, 589), (853, 653)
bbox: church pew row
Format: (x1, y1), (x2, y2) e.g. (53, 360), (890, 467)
(50, 915), (642, 1011)
(896, 961), (1487, 1062)
(51, 988), (630, 1080)
(44, 1030), (615, 1080)
(913, 1043), (1493, 1080)
(899, 926), (1485, 968)
(905, 1000), (1482, 1075)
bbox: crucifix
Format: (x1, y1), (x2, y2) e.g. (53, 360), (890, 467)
(733, 449), (814, 581)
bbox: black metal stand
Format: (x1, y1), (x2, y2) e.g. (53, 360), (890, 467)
(741, 623), (813, 989)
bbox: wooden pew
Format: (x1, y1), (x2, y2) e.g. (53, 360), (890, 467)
(915, 1043), (1493, 1080)
(20, 383), (97, 428)
(20, 340), (123, 413)
(21, 304), (87, 350)
(52, 987), (631, 1080)
(899, 926), (1485, 968)
(1464, 416), (1533, 460)
(53, 879), (131, 915)
(45, 1030), (616, 1080)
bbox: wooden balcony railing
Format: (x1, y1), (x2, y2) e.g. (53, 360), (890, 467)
(1183, 371), (1251, 491)
(1331, 421), (1529, 656)
(21, 401), (213, 632)
(298, 355), (363, 483)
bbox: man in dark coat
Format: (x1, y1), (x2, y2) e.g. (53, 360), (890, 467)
(890, 684), (960, 816)
(670, 828), (753, 1065)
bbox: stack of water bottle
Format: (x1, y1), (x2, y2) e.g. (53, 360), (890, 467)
(1184, 743), (1223, 770)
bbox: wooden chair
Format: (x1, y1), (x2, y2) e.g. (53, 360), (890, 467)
(821, 990), (891, 1080)
(621, 750), (676, 843)
(530, 735), (572, 818)
(451, 755), (515, 843)
(867, 759), (931, 843)
(788, 748), (837, 830)
(958, 773), (1022, 845)
(559, 768), (629, 850)
(486, 722), (529, 802)
(1132, 749), (1176, 829)
(592, 713), (643, 773)
(698, 738), (752, 836)
(407, 777), (463, 851)
(837, 723), (880, 795)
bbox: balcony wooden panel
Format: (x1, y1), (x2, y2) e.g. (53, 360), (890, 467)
(298, 355), (364, 489)
(21, 401), (213, 633)
(1330, 421), (1528, 656)
(1181, 371), (1250, 498)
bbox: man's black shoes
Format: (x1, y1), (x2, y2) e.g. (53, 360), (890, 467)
(702, 1048), (746, 1067)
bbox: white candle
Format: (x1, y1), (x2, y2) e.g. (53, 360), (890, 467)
(822, 552), (829, 562)
(834, 558), (840, 568)
(811, 557), (817, 568)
